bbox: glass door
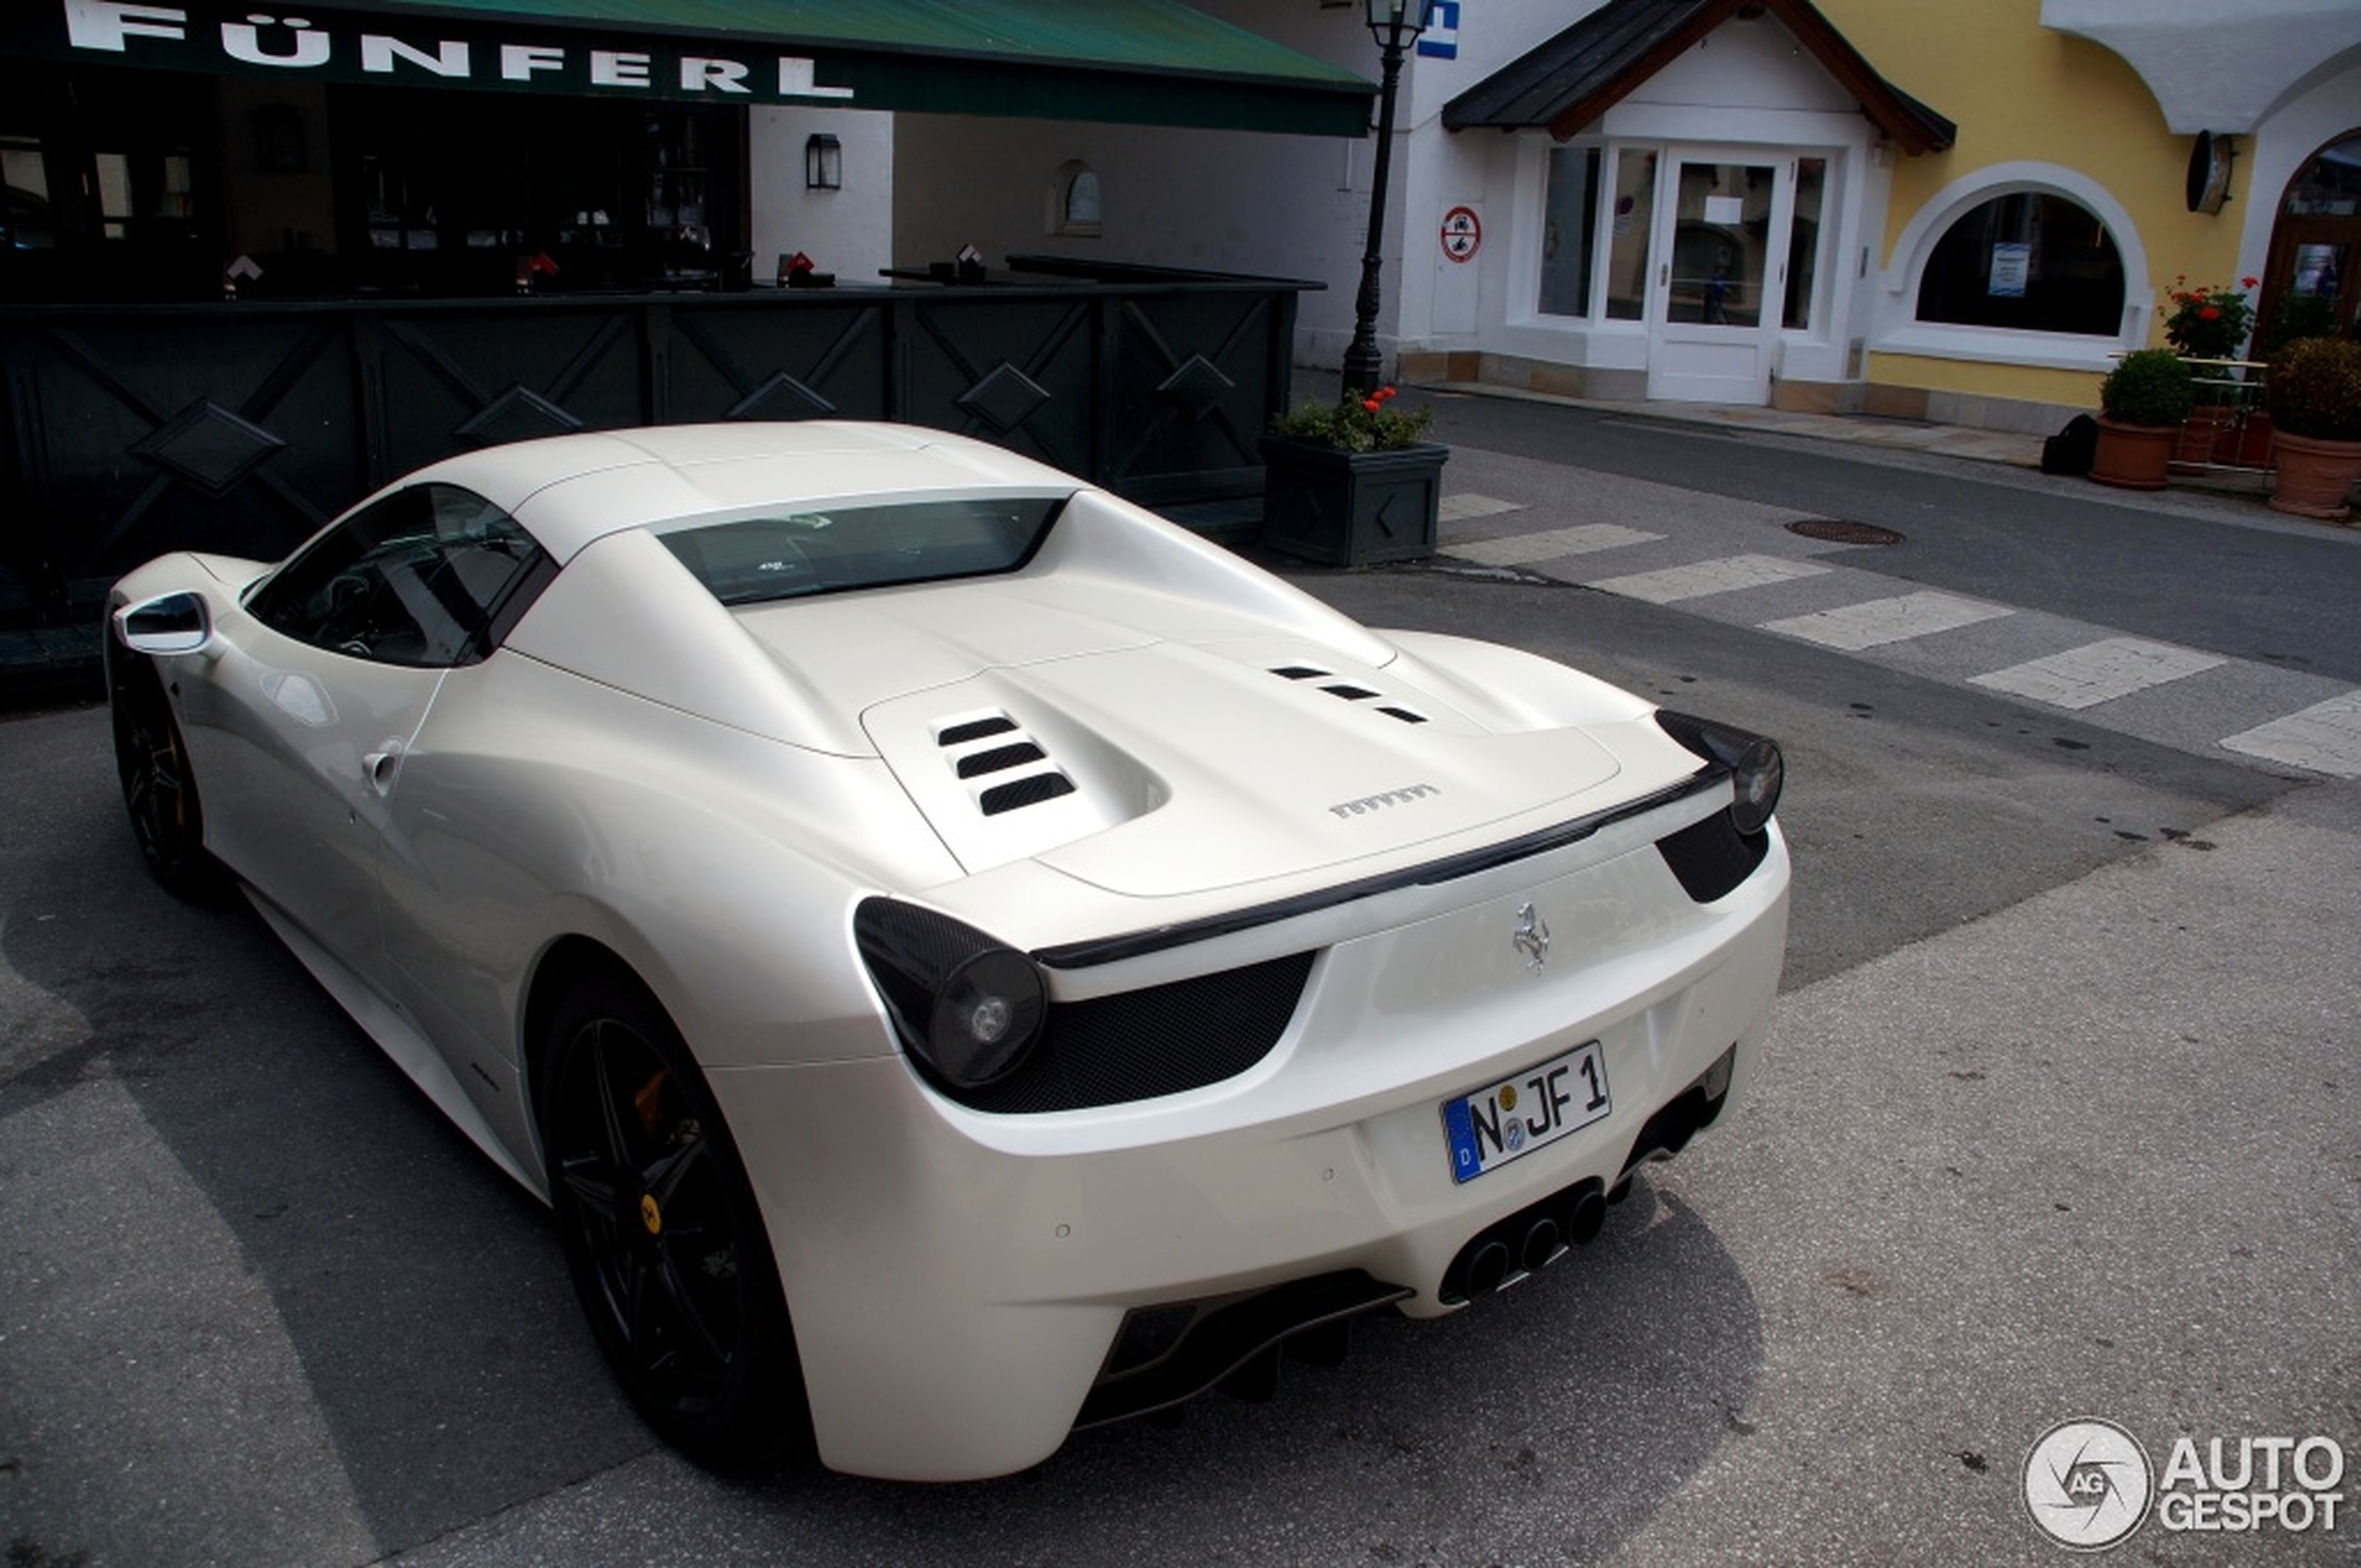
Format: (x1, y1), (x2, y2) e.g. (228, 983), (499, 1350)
(1645, 153), (1798, 402)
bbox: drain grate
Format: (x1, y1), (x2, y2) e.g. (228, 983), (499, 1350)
(1787, 519), (1904, 547)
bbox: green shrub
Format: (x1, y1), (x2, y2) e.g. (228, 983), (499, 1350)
(2098, 349), (2195, 426)
(1268, 386), (1435, 453)
(2266, 336), (2361, 441)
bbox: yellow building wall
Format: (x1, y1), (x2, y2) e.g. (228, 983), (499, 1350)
(1817, 0), (2254, 409)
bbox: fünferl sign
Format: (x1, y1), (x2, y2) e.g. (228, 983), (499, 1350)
(23, 1), (859, 104)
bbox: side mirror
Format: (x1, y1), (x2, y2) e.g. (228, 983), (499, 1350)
(115, 592), (214, 657)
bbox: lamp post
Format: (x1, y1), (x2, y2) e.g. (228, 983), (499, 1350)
(1340, 0), (1430, 398)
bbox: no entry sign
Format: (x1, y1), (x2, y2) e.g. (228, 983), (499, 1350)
(1440, 205), (1481, 263)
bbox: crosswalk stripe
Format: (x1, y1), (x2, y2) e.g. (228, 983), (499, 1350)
(1433, 512), (2343, 774)
(1760, 590), (2013, 652)
(1452, 523), (1663, 566)
(1438, 494), (1527, 522)
(1588, 553), (1831, 604)
(2221, 692), (2361, 778)
(1968, 638), (2228, 710)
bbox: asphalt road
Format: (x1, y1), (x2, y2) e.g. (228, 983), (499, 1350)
(3, 411), (2357, 1566)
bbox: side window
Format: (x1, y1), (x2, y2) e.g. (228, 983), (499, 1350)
(247, 483), (549, 666)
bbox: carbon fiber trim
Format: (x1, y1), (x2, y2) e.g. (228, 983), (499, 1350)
(1032, 769), (1719, 969)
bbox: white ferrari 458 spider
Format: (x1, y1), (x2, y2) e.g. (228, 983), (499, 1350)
(105, 421), (1787, 1481)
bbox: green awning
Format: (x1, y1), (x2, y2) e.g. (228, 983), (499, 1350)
(6, 0), (1377, 137)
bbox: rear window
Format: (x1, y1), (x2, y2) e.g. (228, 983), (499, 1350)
(658, 494), (1066, 607)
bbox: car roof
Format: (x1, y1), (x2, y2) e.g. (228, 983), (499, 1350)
(402, 423), (1081, 563)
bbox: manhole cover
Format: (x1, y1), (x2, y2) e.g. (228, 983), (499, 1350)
(1787, 519), (1904, 546)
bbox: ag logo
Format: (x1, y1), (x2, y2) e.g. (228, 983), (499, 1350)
(2025, 1418), (2154, 1551)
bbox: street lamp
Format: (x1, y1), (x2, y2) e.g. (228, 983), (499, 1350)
(1340, 0), (1431, 397)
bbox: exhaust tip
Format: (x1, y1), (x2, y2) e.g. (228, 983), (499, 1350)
(1567, 1189), (1607, 1245)
(1520, 1217), (1564, 1273)
(1464, 1240), (1512, 1298)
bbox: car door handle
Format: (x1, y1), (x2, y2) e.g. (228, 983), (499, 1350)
(364, 745), (403, 795)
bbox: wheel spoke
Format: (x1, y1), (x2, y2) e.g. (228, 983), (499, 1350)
(643, 1132), (711, 1209)
(587, 1022), (637, 1176)
(558, 1153), (619, 1212)
(652, 1242), (733, 1374)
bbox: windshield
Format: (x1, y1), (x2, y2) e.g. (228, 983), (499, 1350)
(658, 494), (1066, 607)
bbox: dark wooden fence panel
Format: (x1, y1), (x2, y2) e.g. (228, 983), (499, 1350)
(0, 271), (1309, 640)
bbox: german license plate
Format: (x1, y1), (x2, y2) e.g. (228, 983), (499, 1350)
(1441, 1041), (1611, 1184)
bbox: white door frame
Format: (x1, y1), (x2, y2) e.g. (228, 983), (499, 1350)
(1644, 149), (1800, 403)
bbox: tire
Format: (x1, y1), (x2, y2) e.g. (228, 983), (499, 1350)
(537, 969), (811, 1469)
(106, 645), (223, 899)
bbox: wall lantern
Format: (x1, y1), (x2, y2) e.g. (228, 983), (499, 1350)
(2186, 131), (2233, 216)
(806, 133), (843, 191)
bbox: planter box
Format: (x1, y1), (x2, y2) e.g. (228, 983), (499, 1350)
(1259, 438), (1449, 566)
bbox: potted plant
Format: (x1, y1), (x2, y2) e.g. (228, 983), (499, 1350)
(1260, 386), (1448, 565)
(2264, 336), (2361, 521)
(2160, 276), (2259, 471)
(2089, 349), (2195, 491)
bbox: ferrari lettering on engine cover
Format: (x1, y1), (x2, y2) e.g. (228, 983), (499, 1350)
(1328, 783), (1442, 818)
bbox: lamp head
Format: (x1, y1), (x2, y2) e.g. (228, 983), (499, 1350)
(1365, 0), (1431, 42)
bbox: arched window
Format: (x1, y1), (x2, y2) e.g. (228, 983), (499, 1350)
(1915, 191), (2124, 336)
(2258, 131), (2359, 351)
(1049, 161), (1101, 239)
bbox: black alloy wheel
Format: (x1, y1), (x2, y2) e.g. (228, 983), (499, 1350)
(539, 971), (808, 1468)
(107, 649), (219, 898)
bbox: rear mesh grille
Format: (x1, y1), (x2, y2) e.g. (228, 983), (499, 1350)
(1655, 811), (1769, 903)
(950, 952), (1316, 1113)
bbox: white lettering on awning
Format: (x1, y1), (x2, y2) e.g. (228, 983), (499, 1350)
(361, 35), (469, 77)
(64, 0), (187, 51)
(500, 42), (565, 81)
(221, 13), (330, 66)
(680, 56), (749, 93)
(590, 49), (650, 87)
(779, 56), (855, 99)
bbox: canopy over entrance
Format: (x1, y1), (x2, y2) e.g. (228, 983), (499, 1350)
(1443, 0), (1952, 152)
(7, 0), (1377, 136)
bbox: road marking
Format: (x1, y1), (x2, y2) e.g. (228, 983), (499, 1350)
(1439, 493), (1526, 522)
(2221, 692), (2361, 778)
(1452, 523), (1662, 566)
(1760, 590), (2013, 652)
(1969, 638), (2227, 710)
(1589, 553), (1830, 604)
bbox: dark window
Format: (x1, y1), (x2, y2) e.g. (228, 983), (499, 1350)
(248, 484), (548, 666)
(1, 137), (54, 251)
(660, 496), (1067, 607)
(1916, 191), (2124, 336)
(0, 64), (219, 299)
(333, 91), (740, 295)
(1537, 146), (1600, 318)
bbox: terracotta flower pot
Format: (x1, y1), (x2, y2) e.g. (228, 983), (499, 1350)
(2267, 430), (2361, 522)
(2089, 417), (2179, 491)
